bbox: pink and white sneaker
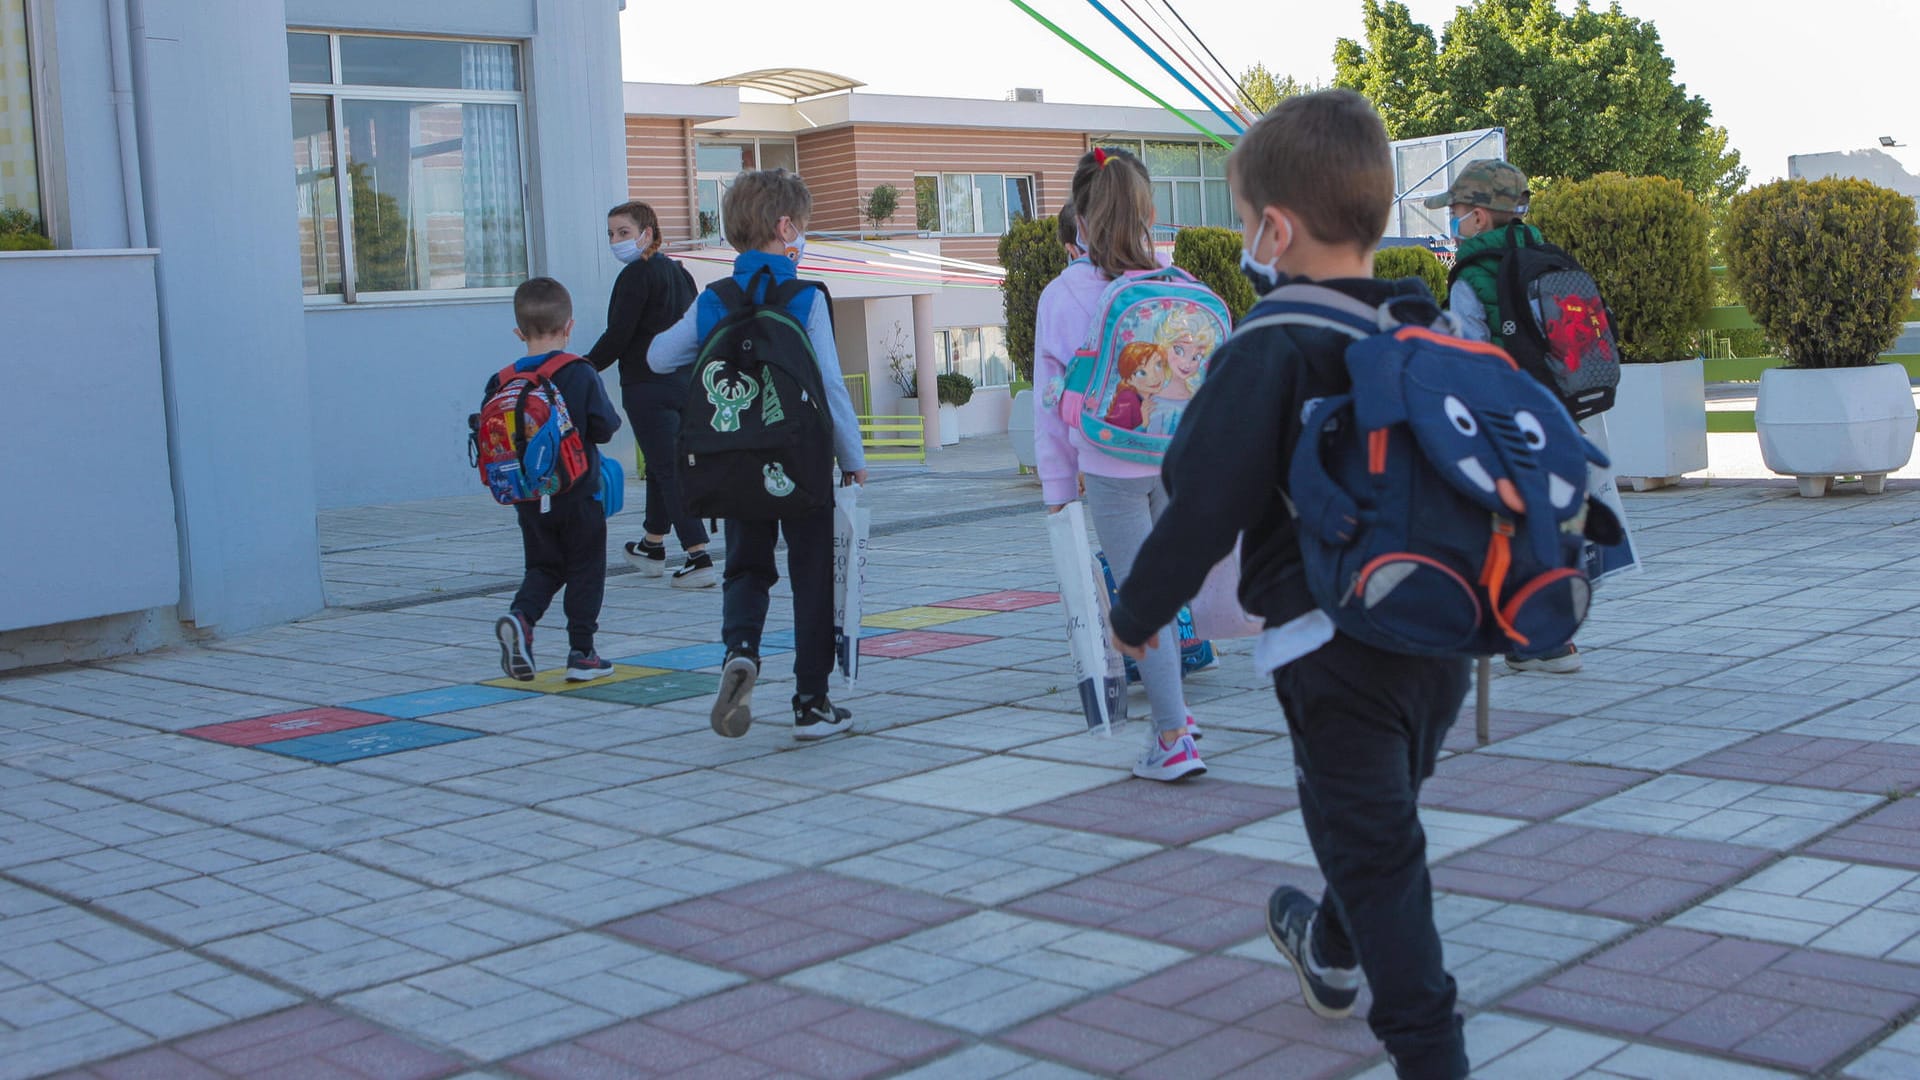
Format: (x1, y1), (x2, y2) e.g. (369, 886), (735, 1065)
(1185, 714), (1203, 741)
(1134, 731), (1207, 782)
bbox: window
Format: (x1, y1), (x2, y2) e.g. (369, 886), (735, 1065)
(1095, 138), (1238, 231)
(934, 324), (1012, 389)
(692, 137), (798, 241)
(288, 32), (529, 301)
(914, 174), (1034, 235)
(0, 0), (40, 227)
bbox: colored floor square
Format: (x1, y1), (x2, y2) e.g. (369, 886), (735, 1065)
(52, 1003), (462, 1080)
(569, 671), (721, 707)
(342, 684), (540, 720)
(602, 870), (973, 978)
(1013, 779), (1301, 846)
(1431, 822), (1775, 921)
(612, 643), (790, 671)
(862, 606), (993, 631)
(1679, 733), (1920, 793)
(931, 590), (1060, 612)
(1502, 927), (1920, 1073)
(1005, 848), (1325, 952)
(481, 663), (669, 693)
(763, 626), (888, 649)
(860, 630), (996, 659)
(181, 707), (392, 748)
(1000, 954), (1382, 1079)
(1807, 799), (1920, 870)
(256, 720), (484, 764)
(1421, 756), (1655, 821)
(509, 983), (963, 1080)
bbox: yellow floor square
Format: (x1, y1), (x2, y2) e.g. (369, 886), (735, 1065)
(481, 664), (668, 694)
(861, 606), (993, 631)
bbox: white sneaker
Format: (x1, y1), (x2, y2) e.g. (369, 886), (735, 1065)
(1505, 643), (1582, 674)
(1133, 732), (1207, 782)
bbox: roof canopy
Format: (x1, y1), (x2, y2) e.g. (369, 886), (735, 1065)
(701, 68), (864, 100)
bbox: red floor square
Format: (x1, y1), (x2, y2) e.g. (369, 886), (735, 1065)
(1421, 757), (1654, 821)
(1002, 955), (1380, 1079)
(1679, 733), (1920, 793)
(1006, 849), (1324, 952)
(1444, 707), (1560, 751)
(859, 630), (995, 659)
(1013, 779), (1300, 846)
(1431, 823), (1774, 921)
(51, 1004), (460, 1079)
(1806, 798), (1920, 870)
(1502, 928), (1920, 1073)
(600, 870), (972, 978)
(179, 707), (392, 747)
(510, 984), (963, 1080)
(931, 590), (1060, 612)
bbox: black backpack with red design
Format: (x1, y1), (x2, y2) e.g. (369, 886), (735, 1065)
(1486, 228), (1620, 421)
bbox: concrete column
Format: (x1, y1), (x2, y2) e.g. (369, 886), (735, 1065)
(911, 292), (940, 453)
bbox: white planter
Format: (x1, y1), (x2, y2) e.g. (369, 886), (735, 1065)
(938, 402), (960, 446)
(1754, 363), (1917, 497)
(1008, 389), (1037, 472)
(1608, 358), (1708, 491)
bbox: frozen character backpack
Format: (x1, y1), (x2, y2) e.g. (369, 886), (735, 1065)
(1245, 284), (1622, 659)
(1058, 266), (1230, 465)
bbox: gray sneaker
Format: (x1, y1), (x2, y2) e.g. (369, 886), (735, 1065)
(1505, 643), (1582, 674)
(1266, 886), (1361, 1019)
(710, 648), (759, 738)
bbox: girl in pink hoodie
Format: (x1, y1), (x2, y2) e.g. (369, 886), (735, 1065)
(1035, 147), (1202, 783)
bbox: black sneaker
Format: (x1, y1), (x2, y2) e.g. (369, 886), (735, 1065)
(710, 647), (760, 738)
(671, 551), (717, 590)
(494, 611), (535, 681)
(792, 694), (853, 741)
(1266, 886), (1361, 1019)
(624, 539), (667, 577)
(565, 650), (614, 681)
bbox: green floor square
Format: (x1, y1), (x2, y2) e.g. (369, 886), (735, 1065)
(568, 671), (720, 706)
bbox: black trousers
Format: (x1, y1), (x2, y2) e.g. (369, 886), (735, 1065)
(721, 503), (834, 698)
(512, 496), (607, 655)
(1273, 633), (1471, 1080)
(622, 380), (709, 550)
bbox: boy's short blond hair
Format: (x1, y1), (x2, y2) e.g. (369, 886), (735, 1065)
(514, 277), (572, 337)
(722, 169), (812, 251)
(1229, 89), (1394, 251)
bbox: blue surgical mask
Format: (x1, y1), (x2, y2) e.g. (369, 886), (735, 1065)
(1239, 217), (1290, 294)
(1448, 215), (1466, 239)
(610, 239), (642, 264)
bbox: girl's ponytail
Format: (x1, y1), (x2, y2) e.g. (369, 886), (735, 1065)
(1070, 147), (1157, 278)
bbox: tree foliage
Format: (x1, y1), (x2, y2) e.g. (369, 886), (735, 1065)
(1332, 0), (1746, 206)
(998, 215), (1071, 381)
(1372, 245), (1449, 306)
(1172, 226), (1255, 320)
(1237, 63), (1322, 116)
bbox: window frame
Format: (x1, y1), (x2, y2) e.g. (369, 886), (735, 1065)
(1093, 137), (1238, 232)
(288, 29), (532, 305)
(691, 136), (799, 245)
(6, 0), (53, 241)
(913, 172), (1037, 238)
(934, 323), (1013, 390)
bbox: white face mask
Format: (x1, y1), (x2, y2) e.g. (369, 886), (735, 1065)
(1239, 215), (1292, 294)
(782, 220), (806, 264)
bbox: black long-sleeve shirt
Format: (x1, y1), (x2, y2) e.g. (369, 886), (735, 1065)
(586, 253), (698, 386)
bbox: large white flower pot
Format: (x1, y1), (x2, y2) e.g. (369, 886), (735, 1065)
(937, 402), (961, 446)
(1754, 363), (1917, 497)
(1608, 359), (1708, 491)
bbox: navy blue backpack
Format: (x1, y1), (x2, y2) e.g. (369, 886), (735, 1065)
(1244, 284), (1620, 659)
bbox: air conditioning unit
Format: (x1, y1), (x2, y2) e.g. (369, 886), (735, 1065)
(1007, 88), (1044, 103)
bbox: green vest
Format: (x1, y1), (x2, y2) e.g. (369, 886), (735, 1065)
(1452, 222), (1543, 348)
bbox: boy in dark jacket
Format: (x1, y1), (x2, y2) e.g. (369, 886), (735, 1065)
(1108, 91), (1470, 1080)
(586, 201), (711, 587)
(491, 277), (624, 683)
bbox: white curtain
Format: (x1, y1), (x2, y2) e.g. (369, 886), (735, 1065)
(460, 44), (526, 288)
(0, 0), (40, 219)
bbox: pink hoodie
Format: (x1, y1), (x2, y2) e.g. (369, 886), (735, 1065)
(1033, 260), (1165, 505)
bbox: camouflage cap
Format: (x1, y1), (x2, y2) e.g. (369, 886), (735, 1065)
(1423, 159), (1530, 212)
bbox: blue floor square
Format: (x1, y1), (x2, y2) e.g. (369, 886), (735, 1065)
(343, 684), (538, 720)
(612, 641), (790, 671)
(256, 720), (484, 764)
(762, 626), (888, 649)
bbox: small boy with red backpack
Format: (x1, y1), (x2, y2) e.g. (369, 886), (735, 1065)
(475, 277), (623, 683)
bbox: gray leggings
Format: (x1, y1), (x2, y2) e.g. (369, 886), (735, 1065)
(1082, 473), (1189, 735)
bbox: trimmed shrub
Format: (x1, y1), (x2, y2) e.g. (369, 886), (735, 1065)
(936, 371), (975, 407)
(998, 216), (1070, 382)
(1720, 177), (1919, 368)
(1372, 245), (1448, 305)
(1172, 226), (1254, 319)
(1529, 173), (1712, 362)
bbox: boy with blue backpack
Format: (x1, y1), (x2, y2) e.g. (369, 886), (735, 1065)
(1108, 91), (1617, 1080)
(645, 168), (867, 741)
(476, 277), (623, 683)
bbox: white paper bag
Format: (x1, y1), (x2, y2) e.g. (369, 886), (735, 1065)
(1580, 415), (1641, 582)
(1189, 540), (1262, 641)
(832, 483), (871, 684)
(1048, 502), (1125, 735)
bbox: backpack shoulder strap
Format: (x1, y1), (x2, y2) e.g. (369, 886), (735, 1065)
(708, 277), (749, 312)
(532, 352), (583, 381)
(1237, 284), (1388, 342)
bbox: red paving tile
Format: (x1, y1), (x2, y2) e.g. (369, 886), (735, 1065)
(1421, 757), (1653, 820)
(930, 590), (1060, 611)
(600, 870), (972, 978)
(179, 707), (391, 747)
(1502, 927), (1920, 1072)
(52, 1005), (461, 1079)
(1012, 779), (1301, 846)
(1431, 823), (1774, 921)
(510, 984), (962, 1080)
(1679, 733), (1920, 793)
(1002, 955), (1381, 1079)
(858, 630), (995, 659)
(1443, 708), (1560, 751)
(1007, 849), (1325, 951)
(1805, 798), (1920, 870)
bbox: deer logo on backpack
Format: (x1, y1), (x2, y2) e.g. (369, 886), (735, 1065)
(703, 364), (758, 433)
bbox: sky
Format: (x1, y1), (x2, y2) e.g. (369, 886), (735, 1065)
(618, 0), (1920, 185)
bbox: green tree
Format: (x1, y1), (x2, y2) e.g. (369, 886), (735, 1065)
(1237, 63), (1322, 115)
(998, 215), (1071, 381)
(1333, 0), (1746, 206)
